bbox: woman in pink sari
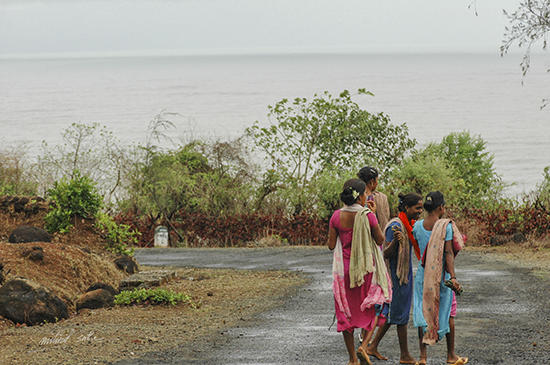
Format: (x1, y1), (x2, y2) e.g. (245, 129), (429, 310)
(328, 178), (389, 365)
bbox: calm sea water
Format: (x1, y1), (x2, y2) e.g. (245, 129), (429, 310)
(1, 53), (549, 196)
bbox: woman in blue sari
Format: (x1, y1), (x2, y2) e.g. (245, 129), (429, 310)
(412, 191), (468, 365)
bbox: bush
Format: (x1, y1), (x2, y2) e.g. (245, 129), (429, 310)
(385, 131), (505, 211)
(425, 131), (504, 201)
(114, 288), (197, 307)
(45, 170), (103, 233)
(0, 144), (37, 196)
(385, 149), (467, 212)
(527, 166), (550, 212)
(95, 212), (139, 255)
(115, 210), (328, 247)
(122, 139), (257, 243)
(36, 122), (129, 204)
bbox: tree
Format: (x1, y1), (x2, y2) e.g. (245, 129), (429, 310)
(499, 0), (550, 107)
(386, 131), (505, 210)
(246, 89), (416, 215)
(426, 131), (503, 198)
(36, 122), (128, 204)
(386, 150), (466, 211)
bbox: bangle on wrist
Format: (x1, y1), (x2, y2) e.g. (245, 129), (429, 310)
(451, 276), (457, 280)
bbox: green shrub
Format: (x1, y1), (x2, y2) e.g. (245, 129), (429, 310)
(45, 170), (103, 233)
(44, 209), (74, 234)
(95, 212), (138, 255)
(385, 150), (467, 211)
(425, 131), (504, 200)
(385, 131), (506, 211)
(114, 288), (197, 307)
(526, 166), (550, 212)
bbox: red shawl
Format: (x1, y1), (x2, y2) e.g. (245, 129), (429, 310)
(399, 211), (421, 260)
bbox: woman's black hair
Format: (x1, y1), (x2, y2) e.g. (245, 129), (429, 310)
(397, 192), (423, 212)
(423, 191), (446, 212)
(357, 166), (379, 185)
(340, 178), (366, 206)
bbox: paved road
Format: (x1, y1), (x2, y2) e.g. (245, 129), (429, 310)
(113, 247), (550, 365)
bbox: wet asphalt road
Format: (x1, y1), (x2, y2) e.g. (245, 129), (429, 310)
(112, 247), (550, 365)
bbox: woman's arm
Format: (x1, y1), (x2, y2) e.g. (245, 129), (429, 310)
(383, 229), (401, 259)
(327, 227), (338, 251)
(444, 239), (460, 291)
(371, 224), (385, 246)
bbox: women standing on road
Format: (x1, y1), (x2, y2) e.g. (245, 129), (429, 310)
(366, 192), (422, 364)
(412, 191), (468, 365)
(327, 178), (391, 365)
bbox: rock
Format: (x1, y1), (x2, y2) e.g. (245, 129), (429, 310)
(512, 232), (527, 243)
(76, 289), (114, 311)
(114, 255), (139, 274)
(119, 270), (176, 291)
(0, 277), (68, 326)
(489, 235), (509, 247)
(0, 263), (10, 286)
(86, 282), (118, 296)
(22, 246), (44, 261)
(8, 226), (51, 244)
(13, 197), (30, 213)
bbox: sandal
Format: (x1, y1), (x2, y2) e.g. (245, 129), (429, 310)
(447, 356), (468, 365)
(356, 347), (372, 365)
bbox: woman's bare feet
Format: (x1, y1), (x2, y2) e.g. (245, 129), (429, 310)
(398, 354), (417, 364)
(356, 346), (372, 365)
(366, 346), (388, 361)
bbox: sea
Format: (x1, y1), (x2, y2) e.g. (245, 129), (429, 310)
(1, 52), (549, 197)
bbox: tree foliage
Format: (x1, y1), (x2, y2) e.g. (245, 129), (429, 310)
(501, 0), (550, 75)
(386, 131), (504, 210)
(426, 131), (503, 199)
(37, 122), (129, 204)
(525, 165), (550, 211)
(122, 137), (256, 243)
(386, 151), (466, 211)
(246, 89), (416, 215)
(500, 0), (550, 107)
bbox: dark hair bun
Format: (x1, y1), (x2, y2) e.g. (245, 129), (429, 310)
(340, 187), (356, 206)
(423, 191), (445, 212)
(339, 179), (366, 206)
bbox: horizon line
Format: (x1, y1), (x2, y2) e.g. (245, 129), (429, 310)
(0, 45), (533, 61)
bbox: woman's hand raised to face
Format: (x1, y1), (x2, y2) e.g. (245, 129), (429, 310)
(366, 200), (377, 214)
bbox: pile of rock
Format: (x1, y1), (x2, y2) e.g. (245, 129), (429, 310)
(0, 224), (166, 327)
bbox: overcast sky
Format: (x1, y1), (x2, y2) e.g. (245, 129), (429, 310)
(0, 0), (526, 57)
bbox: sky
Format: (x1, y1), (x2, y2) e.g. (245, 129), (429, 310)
(0, 0), (529, 57)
